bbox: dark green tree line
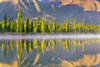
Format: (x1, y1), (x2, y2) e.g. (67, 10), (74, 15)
(0, 7), (100, 33)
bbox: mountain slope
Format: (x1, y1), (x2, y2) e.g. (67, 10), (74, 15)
(0, 0), (100, 24)
(0, 0), (56, 20)
(43, 0), (100, 12)
(0, 0), (18, 5)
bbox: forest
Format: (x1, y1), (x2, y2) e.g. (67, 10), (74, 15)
(0, 6), (99, 33)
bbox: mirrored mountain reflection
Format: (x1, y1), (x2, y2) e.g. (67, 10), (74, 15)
(0, 39), (100, 67)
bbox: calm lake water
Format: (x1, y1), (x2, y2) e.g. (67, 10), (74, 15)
(0, 39), (100, 67)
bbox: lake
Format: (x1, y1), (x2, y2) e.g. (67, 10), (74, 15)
(0, 35), (100, 67)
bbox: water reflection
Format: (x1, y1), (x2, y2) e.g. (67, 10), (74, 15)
(0, 39), (100, 67)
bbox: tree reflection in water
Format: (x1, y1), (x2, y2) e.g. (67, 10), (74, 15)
(0, 39), (100, 66)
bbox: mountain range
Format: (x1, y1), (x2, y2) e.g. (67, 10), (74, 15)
(0, 0), (100, 24)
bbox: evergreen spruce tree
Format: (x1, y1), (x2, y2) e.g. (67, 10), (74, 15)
(56, 23), (59, 32)
(82, 19), (85, 32)
(41, 18), (45, 33)
(2, 21), (5, 32)
(59, 24), (62, 32)
(37, 16), (40, 32)
(17, 13), (20, 32)
(33, 23), (38, 33)
(0, 22), (2, 32)
(24, 17), (29, 33)
(50, 19), (56, 33)
(10, 21), (14, 32)
(29, 19), (33, 32)
(77, 22), (81, 32)
(45, 21), (49, 32)
(4, 13), (7, 31)
(63, 20), (66, 32)
(37, 16), (40, 24)
(90, 21), (93, 32)
(17, 6), (23, 32)
(53, 19), (56, 32)
(7, 17), (10, 32)
(65, 20), (69, 32)
(88, 24), (91, 32)
(48, 23), (51, 33)
(73, 18), (76, 32)
(20, 19), (24, 32)
(4, 13), (7, 24)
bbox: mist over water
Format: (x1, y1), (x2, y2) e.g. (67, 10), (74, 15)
(0, 34), (100, 40)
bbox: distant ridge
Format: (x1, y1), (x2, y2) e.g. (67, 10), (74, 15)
(44, 0), (100, 12)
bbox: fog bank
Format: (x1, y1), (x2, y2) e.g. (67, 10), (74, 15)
(0, 34), (100, 40)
